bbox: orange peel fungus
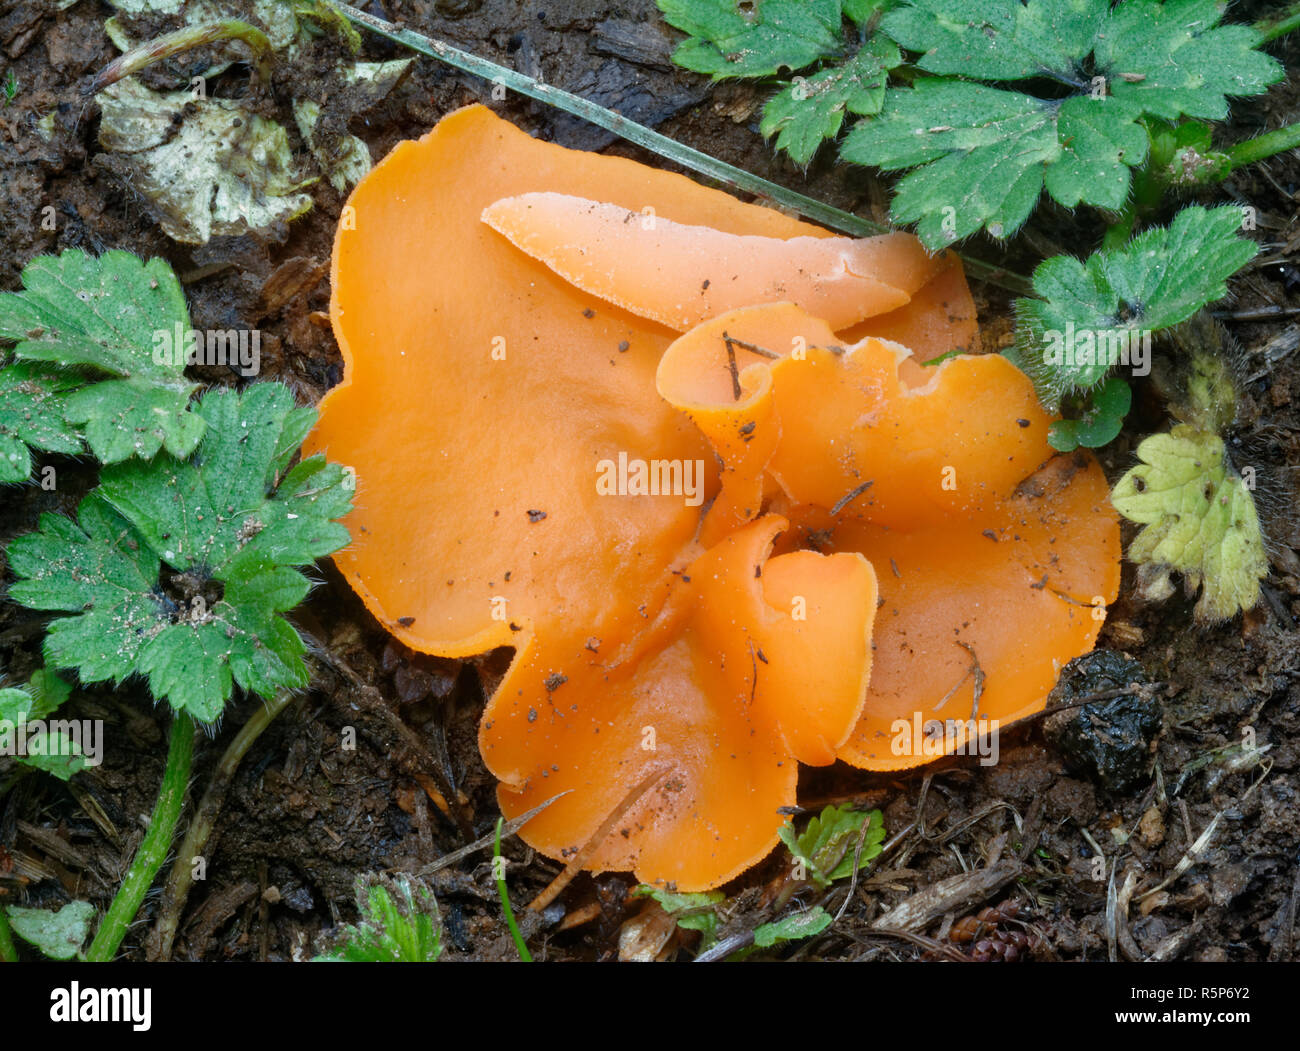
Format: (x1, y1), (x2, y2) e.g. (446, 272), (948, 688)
(305, 105), (1120, 890)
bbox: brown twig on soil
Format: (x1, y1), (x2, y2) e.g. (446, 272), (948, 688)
(1136, 809), (1225, 903)
(149, 690), (295, 961)
(416, 791), (571, 877)
(528, 765), (668, 912)
(869, 860), (1021, 932)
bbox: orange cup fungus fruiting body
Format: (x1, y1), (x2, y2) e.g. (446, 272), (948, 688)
(305, 105), (1121, 890)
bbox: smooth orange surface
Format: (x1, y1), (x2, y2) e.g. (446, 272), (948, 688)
(482, 191), (944, 332)
(656, 303), (1121, 772)
(308, 104), (1120, 889)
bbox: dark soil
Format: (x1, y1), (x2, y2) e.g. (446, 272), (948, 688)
(1, 0), (1298, 963)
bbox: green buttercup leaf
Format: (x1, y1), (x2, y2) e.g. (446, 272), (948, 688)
(6, 383), (352, 723)
(1015, 206), (1256, 408)
(760, 38), (900, 164)
(0, 249), (203, 465)
(659, 0), (847, 79)
(843, 0), (1280, 247)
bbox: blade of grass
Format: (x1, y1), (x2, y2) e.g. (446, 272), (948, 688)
(494, 816), (532, 962)
(333, 3), (1029, 295)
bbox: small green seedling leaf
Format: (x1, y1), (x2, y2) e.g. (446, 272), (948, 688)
(1048, 377), (1132, 452)
(0, 671), (86, 781)
(4, 901), (96, 960)
(1111, 424), (1266, 622)
(631, 885), (725, 944)
(752, 905), (833, 948)
(658, 0), (846, 79)
(760, 38), (900, 164)
(778, 804), (885, 887)
(314, 874), (442, 962)
(0, 249), (205, 465)
(6, 383), (352, 723)
(1015, 205), (1256, 408)
(843, 0), (1281, 247)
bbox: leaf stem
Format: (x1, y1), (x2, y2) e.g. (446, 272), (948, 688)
(1223, 122), (1300, 170)
(333, 3), (1030, 295)
(87, 20), (275, 95)
(0, 908), (17, 962)
(1256, 3), (1300, 43)
(494, 817), (531, 962)
(86, 711), (195, 962)
(151, 692), (293, 960)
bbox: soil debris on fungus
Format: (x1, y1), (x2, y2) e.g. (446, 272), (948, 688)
(306, 105), (1119, 890)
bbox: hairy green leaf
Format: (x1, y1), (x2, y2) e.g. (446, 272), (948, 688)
(1048, 376), (1132, 451)
(315, 874), (443, 962)
(659, 0), (846, 79)
(0, 249), (203, 464)
(1111, 424), (1266, 622)
(760, 38), (900, 163)
(752, 906), (833, 947)
(4, 901), (96, 960)
(778, 804), (885, 887)
(6, 383), (352, 722)
(845, 0), (1280, 247)
(1015, 206), (1256, 407)
(631, 884), (725, 942)
(0, 362), (82, 483)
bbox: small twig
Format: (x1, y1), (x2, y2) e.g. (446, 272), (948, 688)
(1136, 810), (1225, 903)
(829, 479), (873, 516)
(722, 336), (742, 400)
(862, 926), (970, 962)
(1213, 305), (1300, 322)
(528, 766), (668, 912)
(1017, 682), (1170, 724)
(151, 691), (295, 961)
(416, 791), (571, 877)
(721, 333), (782, 360)
(86, 20), (275, 95)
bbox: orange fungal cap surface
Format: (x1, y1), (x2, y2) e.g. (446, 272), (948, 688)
(481, 191), (945, 333)
(306, 103), (1120, 890)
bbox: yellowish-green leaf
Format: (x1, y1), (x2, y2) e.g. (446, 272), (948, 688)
(1111, 424), (1266, 622)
